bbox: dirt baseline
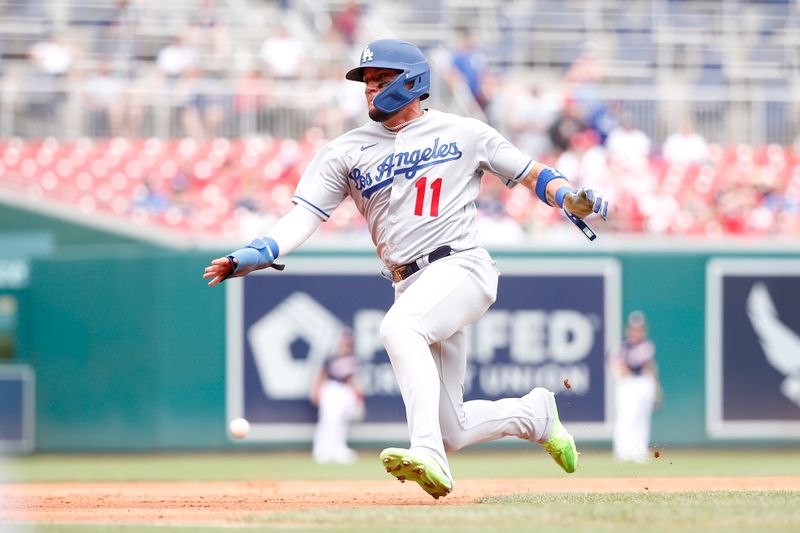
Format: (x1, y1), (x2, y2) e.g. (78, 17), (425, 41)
(2, 477), (798, 526)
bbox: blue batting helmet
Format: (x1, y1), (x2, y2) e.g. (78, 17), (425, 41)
(346, 39), (430, 114)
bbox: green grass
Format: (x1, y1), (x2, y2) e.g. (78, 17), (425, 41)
(246, 491), (800, 532)
(2, 450), (798, 532)
(2, 448), (798, 482)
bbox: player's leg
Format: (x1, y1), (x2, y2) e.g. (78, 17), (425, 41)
(435, 331), (556, 450)
(379, 249), (497, 494)
(434, 332), (577, 474)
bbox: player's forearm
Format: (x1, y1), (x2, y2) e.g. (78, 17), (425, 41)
(521, 162), (572, 208)
(264, 204), (323, 257)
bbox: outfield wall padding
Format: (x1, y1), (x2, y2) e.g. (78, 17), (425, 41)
(16, 245), (800, 451)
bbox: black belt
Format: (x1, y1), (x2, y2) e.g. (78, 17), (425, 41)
(390, 246), (452, 282)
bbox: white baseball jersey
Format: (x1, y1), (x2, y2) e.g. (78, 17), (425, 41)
(292, 109), (532, 267)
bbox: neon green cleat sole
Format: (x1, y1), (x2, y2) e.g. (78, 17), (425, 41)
(379, 447), (453, 499)
(540, 392), (579, 473)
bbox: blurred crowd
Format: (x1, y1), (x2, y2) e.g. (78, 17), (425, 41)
(474, 42), (800, 239)
(5, 1), (369, 140)
(1, 1), (800, 238)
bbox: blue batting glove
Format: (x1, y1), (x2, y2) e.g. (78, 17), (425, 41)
(226, 237), (279, 278)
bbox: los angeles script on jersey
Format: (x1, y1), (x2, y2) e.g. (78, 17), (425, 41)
(348, 137), (463, 198)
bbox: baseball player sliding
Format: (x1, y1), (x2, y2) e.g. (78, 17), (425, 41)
(204, 39), (608, 499)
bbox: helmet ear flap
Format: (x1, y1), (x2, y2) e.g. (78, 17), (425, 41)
(373, 73), (415, 114)
(372, 64), (431, 113)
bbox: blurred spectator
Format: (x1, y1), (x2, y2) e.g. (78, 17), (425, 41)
(83, 60), (125, 137)
(26, 34), (76, 128)
(610, 311), (661, 463)
(563, 44), (606, 124)
(664, 185), (715, 236)
(556, 129), (611, 195)
(662, 120), (709, 164)
(235, 68), (271, 135)
(449, 29), (489, 110)
(775, 168), (800, 234)
(28, 33), (75, 77)
(235, 171), (263, 213)
(492, 82), (562, 159)
(157, 35), (198, 81)
(604, 114), (657, 232)
(186, 0), (232, 75)
(259, 26), (307, 80)
(315, 61), (363, 138)
(586, 99), (620, 146)
(715, 179), (759, 234)
(310, 328), (364, 465)
(132, 177), (170, 214)
(331, 1), (362, 46)
(175, 67), (227, 138)
(563, 44), (604, 92)
(547, 99), (586, 155)
(606, 112), (652, 168)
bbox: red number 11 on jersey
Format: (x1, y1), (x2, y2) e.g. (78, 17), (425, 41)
(413, 176), (442, 217)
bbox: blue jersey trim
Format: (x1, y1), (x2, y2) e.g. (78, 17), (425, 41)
(362, 178), (393, 199)
(515, 159), (533, 180)
(292, 196), (330, 219)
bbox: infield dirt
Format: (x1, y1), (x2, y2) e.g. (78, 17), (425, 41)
(3, 477), (799, 525)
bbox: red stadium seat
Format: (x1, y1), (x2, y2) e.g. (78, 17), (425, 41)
(2, 137), (799, 239)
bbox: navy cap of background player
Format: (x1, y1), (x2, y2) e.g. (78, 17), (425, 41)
(627, 311), (647, 327)
(346, 39), (430, 114)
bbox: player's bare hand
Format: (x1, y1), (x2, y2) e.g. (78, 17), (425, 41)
(203, 257), (235, 287)
(564, 188), (608, 220)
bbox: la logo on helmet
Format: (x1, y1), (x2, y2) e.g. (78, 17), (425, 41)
(361, 46), (374, 63)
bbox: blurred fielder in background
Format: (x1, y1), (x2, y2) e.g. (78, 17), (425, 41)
(204, 38), (608, 499)
(611, 311), (661, 462)
(309, 328), (364, 465)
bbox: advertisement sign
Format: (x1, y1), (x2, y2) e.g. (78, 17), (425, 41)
(0, 365), (35, 452)
(706, 259), (800, 438)
(227, 256), (620, 442)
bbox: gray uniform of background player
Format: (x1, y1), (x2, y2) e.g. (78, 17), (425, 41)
(293, 108), (556, 485)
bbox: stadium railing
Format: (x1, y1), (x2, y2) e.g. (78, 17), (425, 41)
(0, 80), (796, 145)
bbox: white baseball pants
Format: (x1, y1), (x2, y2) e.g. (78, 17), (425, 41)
(379, 248), (555, 482)
(612, 373), (656, 462)
(312, 380), (360, 464)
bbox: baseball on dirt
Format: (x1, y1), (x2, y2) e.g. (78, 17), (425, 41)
(229, 417), (250, 439)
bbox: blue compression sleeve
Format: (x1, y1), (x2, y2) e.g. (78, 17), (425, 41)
(534, 167), (568, 205)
